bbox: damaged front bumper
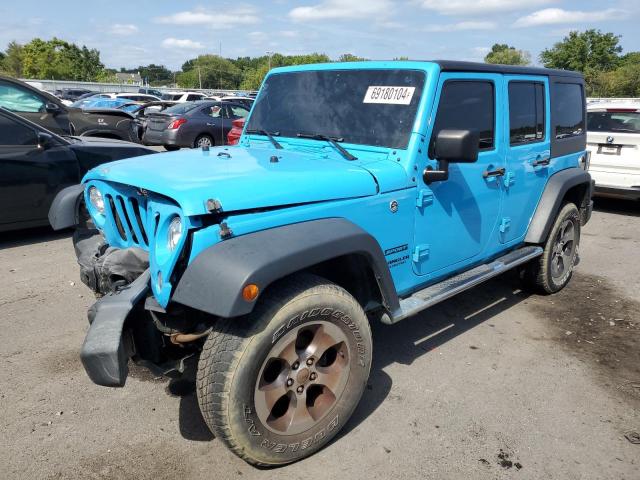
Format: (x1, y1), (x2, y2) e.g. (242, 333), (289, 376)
(81, 271), (150, 387)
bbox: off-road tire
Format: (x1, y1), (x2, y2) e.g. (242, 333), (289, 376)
(522, 202), (581, 294)
(196, 274), (372, 466)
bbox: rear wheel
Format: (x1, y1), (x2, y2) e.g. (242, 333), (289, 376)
(194, 134), (214, 148)
(522, 202), (581, 293)
(196, 274), (372, 466)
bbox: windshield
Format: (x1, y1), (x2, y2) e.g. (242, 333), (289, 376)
(246, 69), (425, 149)
(588, 110), (640, 133)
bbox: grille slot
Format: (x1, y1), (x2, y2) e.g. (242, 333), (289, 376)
(104, 192), (149, 247)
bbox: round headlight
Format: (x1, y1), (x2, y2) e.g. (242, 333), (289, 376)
(88, 186), (104, 215)
(167, 216), (183, 251)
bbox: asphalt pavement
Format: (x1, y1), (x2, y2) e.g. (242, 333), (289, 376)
(0, 197), (638, 480)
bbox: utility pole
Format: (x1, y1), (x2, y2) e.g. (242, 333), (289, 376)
(198, 66), (202, 89)
(267, 51), (274, 71)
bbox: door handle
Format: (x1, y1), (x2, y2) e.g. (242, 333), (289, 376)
(206, 123), (216, 126)
(532, 157), (550, 167)
(482, 167), (505, 178)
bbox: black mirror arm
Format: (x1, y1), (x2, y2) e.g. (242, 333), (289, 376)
(422, 159), (449, 184)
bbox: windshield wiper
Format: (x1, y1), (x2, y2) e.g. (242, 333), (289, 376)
(296, 133), (357, 161)
(245, 128), (283, 149)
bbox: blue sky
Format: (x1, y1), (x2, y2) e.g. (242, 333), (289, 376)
(1, 0), (639, 70)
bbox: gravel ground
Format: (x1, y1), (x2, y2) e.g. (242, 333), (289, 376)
(0, 197), (638, 480)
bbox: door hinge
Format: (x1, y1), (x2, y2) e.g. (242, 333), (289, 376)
(503, 171), (515, 188)
(412, 244), (430, 263)
(416, 189), (434, 208)
(499, 217), (511, 233)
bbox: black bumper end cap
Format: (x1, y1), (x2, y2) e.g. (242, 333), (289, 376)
(80, 271), (150, 387)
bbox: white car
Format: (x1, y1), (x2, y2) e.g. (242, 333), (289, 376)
(160, 91), (207, 102)
(84, 93), (161, 102)
(587, 101), (640, 200)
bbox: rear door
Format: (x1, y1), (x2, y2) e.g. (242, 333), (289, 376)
(500, 76), (550, 243)
(587, 108), (640, 188)
(0, 112), (77, 226)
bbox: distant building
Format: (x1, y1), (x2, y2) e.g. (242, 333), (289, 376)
(115, 72), (142, 85)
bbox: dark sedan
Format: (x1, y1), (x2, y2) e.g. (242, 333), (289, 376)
(0, 107), (155, 232)
(142, 101), (250, 150)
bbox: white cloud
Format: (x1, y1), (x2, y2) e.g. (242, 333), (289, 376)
(418, 0), (555, 16)
(109, 24), (139, 36)
(289, 0), (392, 21)
(155, 8), (259, 27)
(514, 8), (623, 27)
(161, 38), (204, 49)
(425, 21), (496, 32)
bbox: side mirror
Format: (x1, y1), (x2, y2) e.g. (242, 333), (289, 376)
(45, 102), (61, 114)
(423, 129), (480, 183)
(37, 132), (55, 150)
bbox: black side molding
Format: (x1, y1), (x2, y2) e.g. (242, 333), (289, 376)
(173, 218), (400, 318)
(48, 184), (84, 230)
(525, 168), (592, 244)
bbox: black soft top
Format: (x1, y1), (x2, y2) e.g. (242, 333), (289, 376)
(433, 60), (583, 79)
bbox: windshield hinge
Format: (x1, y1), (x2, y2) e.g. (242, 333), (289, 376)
(416, 189), (434, 209)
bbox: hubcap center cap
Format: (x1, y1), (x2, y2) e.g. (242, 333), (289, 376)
(296, 367), (311, 385)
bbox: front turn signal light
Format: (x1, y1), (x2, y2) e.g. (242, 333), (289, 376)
(242, 283), (259, 302)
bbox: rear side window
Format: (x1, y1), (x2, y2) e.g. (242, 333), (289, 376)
(509, 82), (545, 145)
(0, 114), (37, 145)
(186, 94), (202, 101)
(431, 80), (495, 156)
(553, 83), (584, 139)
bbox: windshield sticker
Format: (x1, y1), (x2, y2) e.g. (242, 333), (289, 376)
(363, 86), (415, 105)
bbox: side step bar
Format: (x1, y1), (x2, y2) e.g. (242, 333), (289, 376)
(383, 246), (543, 324)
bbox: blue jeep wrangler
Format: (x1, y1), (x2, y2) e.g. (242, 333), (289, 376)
(50, 61), (593, 466)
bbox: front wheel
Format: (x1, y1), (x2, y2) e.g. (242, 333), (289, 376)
(196, 274), (372, 466)
(522, 202), (581, 293)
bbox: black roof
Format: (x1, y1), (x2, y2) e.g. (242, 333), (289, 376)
(433, 60), (583, 79)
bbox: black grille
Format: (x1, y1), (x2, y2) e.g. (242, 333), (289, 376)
(105, 193), (149, 248)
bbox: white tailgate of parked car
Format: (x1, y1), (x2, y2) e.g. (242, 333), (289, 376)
(587, 101), (640, 199)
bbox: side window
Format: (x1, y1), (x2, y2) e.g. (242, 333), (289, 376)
(186, 94), (201, 102)
(553, 83), (584, 139)
(0, 83), (45, 113)
(229, 105), (249, 118)
(205, 105), (224, 118)
(430, 80), (495, 156)
(0, 114), (38, 146)
(508, 81), (545, 145)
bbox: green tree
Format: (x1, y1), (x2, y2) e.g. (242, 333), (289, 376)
(177, 55), (242, 89)
(540, 29), (622, 72)
(484, 44), (530, 65)
(20, 38), (103, 80)
(2, 41), (25, 77)
(338, 53), (366, 62)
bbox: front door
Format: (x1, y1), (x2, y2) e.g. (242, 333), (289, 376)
(413, 74), (505, 277)
(0, 80), (70, 135)
(500, 76), (551, 243)
(0, 112), (77, 227)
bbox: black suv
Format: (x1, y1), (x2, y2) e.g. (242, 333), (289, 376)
(0, 76), (141, 142)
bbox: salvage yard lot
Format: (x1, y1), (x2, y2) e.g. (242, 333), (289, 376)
(1, 199), (638, 480)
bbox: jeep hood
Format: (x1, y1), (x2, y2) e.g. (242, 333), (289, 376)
(84, 146), (379, 216)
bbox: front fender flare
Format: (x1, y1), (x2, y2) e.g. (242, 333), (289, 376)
(48, 184), (84, 230)
(172, 218), (400, 318)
